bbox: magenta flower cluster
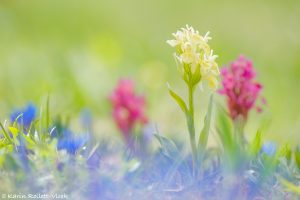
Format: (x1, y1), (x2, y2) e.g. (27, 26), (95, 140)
(109, 79), (148, 142)
(219, 55), (263, 120)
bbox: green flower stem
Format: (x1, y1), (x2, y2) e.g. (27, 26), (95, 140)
(187, 84), (198, 176)
(232, 118), (247, 170)
(233, 118), (246, 148)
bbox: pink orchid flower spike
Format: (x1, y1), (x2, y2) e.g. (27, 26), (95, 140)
(110, 79), (148, 146)
(219, 55), (264, 121)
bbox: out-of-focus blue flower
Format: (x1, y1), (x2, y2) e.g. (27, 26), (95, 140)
(56, 129), (88, 155)
(10, 103), (37, 128)
(261, 141), (277, 156)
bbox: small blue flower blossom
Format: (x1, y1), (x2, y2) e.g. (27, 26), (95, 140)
(261, 141), (277, 156)
(56, 129), (88, 155)
(10, 103), (37, 128)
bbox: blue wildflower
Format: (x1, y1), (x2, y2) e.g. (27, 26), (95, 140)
(56, 129), (88, 155)
(10, 103), (37, 128)
(261, 141), (277, 156)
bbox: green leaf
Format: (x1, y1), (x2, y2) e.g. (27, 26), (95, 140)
(183, 63), (192, 79)
(198, 95), (214, 155)
(8, 127), (19, 138)
(280, 177), (300, 194)
(278, 144), (291, 158)
(248, 130), (262, 157)
(216, 107), (235, 154)
(191, 65), (201, 86)
(8, 127), (20, 146)
(154, 134), (180, 160)
(154, 133), (191, 181)
(13, 113), (23, 127)
(295, 145), (300, 170)
(215, 106), (242, 169)
(21, 134), (36, 150)
(167, 83), (188, 114)
(45, 94), (50, 131)
(39, 96), (52, 143)
(0, 122), (13, 144)
(0, 138), (11, 148)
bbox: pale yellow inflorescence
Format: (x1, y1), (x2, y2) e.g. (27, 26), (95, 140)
(167, 25), (220, 89)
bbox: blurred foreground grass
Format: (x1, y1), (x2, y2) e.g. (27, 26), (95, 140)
(0, 0), (300, 144)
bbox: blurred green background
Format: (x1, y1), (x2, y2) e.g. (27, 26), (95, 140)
(0, 0), (299, 145)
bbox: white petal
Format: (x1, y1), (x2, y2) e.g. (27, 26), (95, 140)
(166, 40), (178, 47)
